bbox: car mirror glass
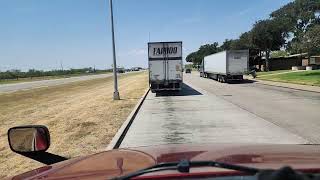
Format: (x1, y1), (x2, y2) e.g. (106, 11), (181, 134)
(8, 126), (50, 153)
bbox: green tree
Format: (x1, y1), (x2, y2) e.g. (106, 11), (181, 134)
(184, 64), (193, 69)
(271, 0), (320, 53)
(186, 43), (221, 66)
(220, 39), (234, 50)
(220, 32), (255, 51)
(301, 25), (320, 55)
(271, 50), (289, 58)
(185, 52), (198, 64)
(270, 2), (296, 33)
(251, 20), (288, 71)
(230, 32), (255, 50)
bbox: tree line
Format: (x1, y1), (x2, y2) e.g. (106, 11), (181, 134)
(186, 0), (320, 71)
(0, 67), (111, 80)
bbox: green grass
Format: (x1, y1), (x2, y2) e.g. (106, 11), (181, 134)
(0, 76), (66, 85)
(258, 70), (320, 86)
(256, 70), (291, 76)
(0, 72), (110, 85)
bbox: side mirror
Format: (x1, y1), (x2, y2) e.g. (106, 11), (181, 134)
(8, 125), (50, 153)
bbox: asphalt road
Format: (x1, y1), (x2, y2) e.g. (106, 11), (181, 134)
(0, 73), (114, 93)
(121, 72), (320, 147)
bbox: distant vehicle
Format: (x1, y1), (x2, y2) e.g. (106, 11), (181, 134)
(131, 67), (142, 71)
(117, 68), (125, 73)
(185, 68), (191, 73)
(148, 41), (183, 93)
(200, 50), (249, 83)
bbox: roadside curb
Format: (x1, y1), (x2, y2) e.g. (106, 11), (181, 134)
(254, 79), (320, 93)
(106, 88), (150, 150)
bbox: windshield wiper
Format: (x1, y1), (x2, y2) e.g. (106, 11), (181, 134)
(111, 159), (260, 180)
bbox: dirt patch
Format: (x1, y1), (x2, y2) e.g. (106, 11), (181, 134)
(0, 72), (148, 178)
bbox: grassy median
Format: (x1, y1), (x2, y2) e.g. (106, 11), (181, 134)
(256, 70), (291, 76)
(0, 72), (111, 85)
(0, 72), (148, 178)
(257, 70), (320, 86)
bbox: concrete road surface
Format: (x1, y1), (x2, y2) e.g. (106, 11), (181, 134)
(121, 73), (320, 147)
(0, 73), (113, 93)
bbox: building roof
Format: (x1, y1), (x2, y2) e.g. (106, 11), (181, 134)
(262, 53), (320, 60)
(287, 53), (308, 58)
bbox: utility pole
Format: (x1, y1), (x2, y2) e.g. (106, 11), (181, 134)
(109, 0), (120, 100)
(60, 60), (64, 71)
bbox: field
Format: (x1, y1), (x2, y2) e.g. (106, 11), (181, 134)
(0, 72), (110, 85)
(257, 70), (320, 86)
(0, 72), (148, 178)
(256, 70), (291, 76)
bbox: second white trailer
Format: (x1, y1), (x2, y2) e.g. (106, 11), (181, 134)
(200, 50), (249, 82)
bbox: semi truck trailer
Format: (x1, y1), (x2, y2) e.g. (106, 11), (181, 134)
(200, 50), (249, 83)
(148, 41), (183, 93)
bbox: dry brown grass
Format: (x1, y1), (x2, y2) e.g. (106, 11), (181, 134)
(0, 72), (148, 178)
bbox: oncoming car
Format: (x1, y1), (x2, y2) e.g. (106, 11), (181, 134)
(185, 68), (192, 73)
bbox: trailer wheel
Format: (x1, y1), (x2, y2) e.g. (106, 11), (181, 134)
(221, 76), (226, 83)
(220, 76), (224, 83)
(224, 77), (229, 83)
(217, 75), (221, 82)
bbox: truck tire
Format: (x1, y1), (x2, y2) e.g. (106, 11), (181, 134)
(217, 75), (221, 82)
(224, 76), (229, 83)
(221, 76), (226, 83)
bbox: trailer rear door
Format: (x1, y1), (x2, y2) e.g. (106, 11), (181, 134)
(148, 42), (182, 82)
(167, 60), (182, 80)
(227, 50), (249, 75)
(149, 60), (165, 81)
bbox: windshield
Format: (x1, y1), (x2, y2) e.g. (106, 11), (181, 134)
(1, 0), (320, 179)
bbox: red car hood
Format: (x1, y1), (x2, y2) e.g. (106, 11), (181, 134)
(9, 144), (320, 179)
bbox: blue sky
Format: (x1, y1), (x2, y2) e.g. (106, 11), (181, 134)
(0, 0), (291, 71)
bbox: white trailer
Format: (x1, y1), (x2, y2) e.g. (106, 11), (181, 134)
(148, 41), (183, 92)
(200, 50), (249, 82)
